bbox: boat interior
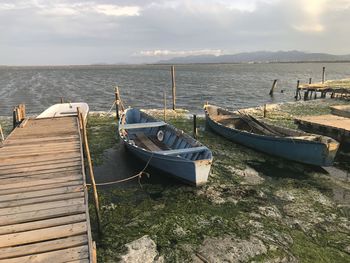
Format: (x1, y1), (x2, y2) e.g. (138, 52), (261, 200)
(205, 105), (330, 143)
(120, 109), (212, 161)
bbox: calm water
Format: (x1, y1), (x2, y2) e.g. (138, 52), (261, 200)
(0, 63), (349, 115)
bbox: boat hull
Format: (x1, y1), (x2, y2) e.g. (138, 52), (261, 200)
(37, 103), (89, 121)
(119, 108), (213, 186)
(205, 109), (337, 166)
(124, 141), (211, 186)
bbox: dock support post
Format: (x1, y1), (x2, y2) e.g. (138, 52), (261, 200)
(115, 86), (120, 120)
(0, 125), (4, 142)
(20, 104), (25, 120)
(60, 97), (64, 103)
(171, 65), (176, 110)
(263, 104), (267, 118)
(12, 108), (17, 129)
(308, 78), (313, 99)
(193, 114), (197, 139)
(269, 79), (278, 96)
(77, 108), (101, 234)
(12, 104), (26, 129)
(322, 67), (326, 84)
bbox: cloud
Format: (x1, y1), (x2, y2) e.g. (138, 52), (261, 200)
(0, 1), (141, 17)
(94, 5), (140, 17)
(1, 0), (350, 65)
(136, 49), (223, 57)
(292, 0), (328, 33)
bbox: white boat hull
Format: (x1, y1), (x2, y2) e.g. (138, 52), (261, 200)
(37, 103), (89, 121)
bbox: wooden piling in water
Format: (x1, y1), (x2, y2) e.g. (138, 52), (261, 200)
(12, 108), (16, 129)
(115, 86), (120, 120)
(163, 90), (167, 122)
(193, 114), (197, 139)
(294, 80), (300, 100)
(171, 66), (176, 110)
(308, 78), (313, 99)
(322, 67), (326, 84)
(269, 79), (278, 96)
(60, 97), (64, 103)
(263, 104), (267, 118)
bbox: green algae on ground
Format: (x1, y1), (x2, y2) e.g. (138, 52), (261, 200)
(0, 117), (13, 138)
(87, 113), (119, 166)
(88, 101), (350, 262)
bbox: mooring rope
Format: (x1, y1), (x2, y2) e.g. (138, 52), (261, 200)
(106, 100), (116, 115)
(86, 153), (154, 187)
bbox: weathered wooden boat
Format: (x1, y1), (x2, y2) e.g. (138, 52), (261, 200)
(204, 104), (339, 166)
(37, 102), (89, 121)
(119, 108), (213, 186)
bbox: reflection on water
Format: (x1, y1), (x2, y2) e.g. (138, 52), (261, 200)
(0, 63), (350, 116)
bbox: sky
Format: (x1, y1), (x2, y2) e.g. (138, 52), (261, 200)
(1, 0), (350, 65)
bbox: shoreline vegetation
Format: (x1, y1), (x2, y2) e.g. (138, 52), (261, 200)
(82, 98), (350, 262)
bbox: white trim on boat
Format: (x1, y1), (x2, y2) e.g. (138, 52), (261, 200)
(154, 146), (208, 156)
(119, 121), (166, 130)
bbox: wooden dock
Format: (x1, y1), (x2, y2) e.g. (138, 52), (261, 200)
(330, 105), (350, 118)
(297, 78), (350, 100)
(0, 116), (96, 262)
(295, 115), (350, 143)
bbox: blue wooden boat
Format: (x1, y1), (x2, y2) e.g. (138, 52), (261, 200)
(119, 108), (213, 186)
(204, 104), (339, 166)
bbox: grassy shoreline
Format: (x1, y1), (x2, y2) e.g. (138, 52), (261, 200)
(86, 99), (350, 262)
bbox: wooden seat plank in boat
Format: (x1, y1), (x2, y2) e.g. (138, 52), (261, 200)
(120, 121), (166, 130)
(134, 133), (162, 151)
(0, 116), (95, 262)
(154, 146), (208, 156)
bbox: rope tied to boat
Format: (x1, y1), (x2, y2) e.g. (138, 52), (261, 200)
(85, 153), (153, 188)
(106, 100), (116, 115)
(106, 92), (126, 115)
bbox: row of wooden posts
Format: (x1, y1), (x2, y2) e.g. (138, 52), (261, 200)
(269, 66), (328, 101)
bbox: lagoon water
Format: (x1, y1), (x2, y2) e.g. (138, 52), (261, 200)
(0, 62), (350, 116)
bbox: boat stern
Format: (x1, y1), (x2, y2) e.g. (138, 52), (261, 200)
(323, 139), (340, 166)
(193, 158), (213, 186)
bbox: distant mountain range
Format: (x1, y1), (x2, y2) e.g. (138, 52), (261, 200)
(157, 51), (350, 64)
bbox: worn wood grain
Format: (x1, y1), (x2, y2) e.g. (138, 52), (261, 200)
(0, 115), (92, 262)
(0, 235), (87, 259)
(0, 245), (89, 263)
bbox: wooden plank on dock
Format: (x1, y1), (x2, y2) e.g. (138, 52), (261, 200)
(330, 105), (350, 118)
(295, 114), (350, 143)
(0, 245), (89, 263)
(0, 235), (87, 259)
(0, 116), (95, 262)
